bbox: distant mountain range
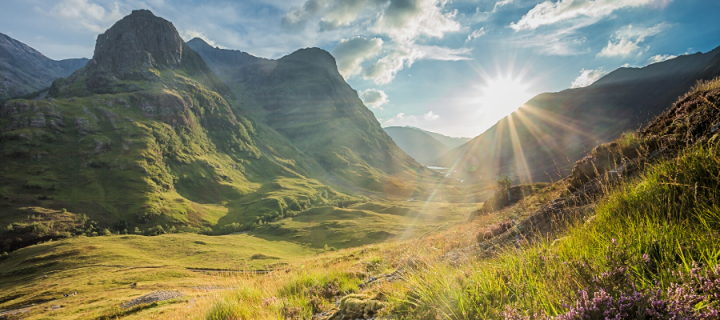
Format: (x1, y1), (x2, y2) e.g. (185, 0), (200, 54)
(436, 45), (720, 182)
(383, 126), (469, 165)
(0, 33), (87, 102)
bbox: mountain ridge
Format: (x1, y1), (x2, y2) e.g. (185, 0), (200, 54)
(436, 45), (720, 182)
(383, 126), (469, 165)
(0, 32), (88, 101)
(188, 38), (420, 191)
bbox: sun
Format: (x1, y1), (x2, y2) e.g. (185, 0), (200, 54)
(480, 76), (533, 119)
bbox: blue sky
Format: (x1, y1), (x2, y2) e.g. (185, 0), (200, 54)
(1, 0), (719, 137)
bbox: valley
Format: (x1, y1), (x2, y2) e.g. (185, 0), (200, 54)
(0, 4), (719, 320)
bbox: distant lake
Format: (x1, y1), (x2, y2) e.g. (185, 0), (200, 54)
(427, 166), (449, 170)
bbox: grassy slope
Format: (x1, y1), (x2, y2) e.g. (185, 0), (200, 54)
(0, 196), (479, 319)
(166, 78), (720, 320)
(0, 62), (362, 249)
(187, 41), (420, 193)
(0, 233), (315, 319)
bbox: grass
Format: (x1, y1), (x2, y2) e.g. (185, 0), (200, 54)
(381, 146), (720, 319)
(0, 233), (316, 319)
(0, 66), (375, 250)
(4, 142), (717, 319)
(172, 144), (720, 320)
(0, 196), (478, 319)
(156, 79), (720, 320)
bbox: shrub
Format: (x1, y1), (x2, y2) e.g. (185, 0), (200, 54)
(144, 225), (166, 236)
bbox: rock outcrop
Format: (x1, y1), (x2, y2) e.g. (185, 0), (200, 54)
(49, 10), (226, 97)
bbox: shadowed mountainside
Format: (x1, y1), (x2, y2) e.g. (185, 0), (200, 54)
(436, 45), (720, 183)
(0, 33), (88, 102)
(188, 38), (419, 191)
(384, 126), (469, 165)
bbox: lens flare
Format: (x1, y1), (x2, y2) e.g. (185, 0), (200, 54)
(480, 76), (533, 121)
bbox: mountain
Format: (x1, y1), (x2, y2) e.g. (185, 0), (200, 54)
(0, 32), (88, 101)
(188, 38), (419, 190)
(0, 10), (360, 251)
(435, 46), (720, 183)
(411, 127), (470, 149)
(383, 126), (469, 165)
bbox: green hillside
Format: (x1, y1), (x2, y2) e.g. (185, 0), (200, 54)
(170, 78), (720, 320)
(187, 39), (419, 192)
(0, 10), (361, 253)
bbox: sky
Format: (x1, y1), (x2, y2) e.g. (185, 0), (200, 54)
(1, 0), (719, 138)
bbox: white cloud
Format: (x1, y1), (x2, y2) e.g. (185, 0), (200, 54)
(331, 37), (384, 79)
(363, 46), (424, 85)
(598, 22), (669, 57)
(465, 28), (486, 42)
(647, 53), (677, 64)
(373, 0), (462, 43)
(384, 113), (410, 126)
(412, 44), (473, 61)
(283, 0), (465, 85)
(493, 0), (514, 11)
(511, 20), (590, 55)
(598, 38), (641, 57)
(571, 68), (607, 88)
(423, 111), (439, 120)
(359, 88), (389, 109)
(361, 43), (471, 85)
(383, 111), (439, 127)
(281, 0), (330, 29)
(46, 0), (125, 33)
(511, 0), (673, 31)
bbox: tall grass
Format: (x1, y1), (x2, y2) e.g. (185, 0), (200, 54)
(191, 252), (368, 320)
(387, 145), (720, 319)
(177, 145), (720, 319)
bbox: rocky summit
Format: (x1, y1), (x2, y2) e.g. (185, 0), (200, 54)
(50, 10), (223, 97)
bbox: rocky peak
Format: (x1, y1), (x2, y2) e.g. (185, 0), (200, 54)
(187, 38), (212, 50)
(50, 10), (221, 97)
(90, 9), (185, 75)
(281, 47), (340, 75)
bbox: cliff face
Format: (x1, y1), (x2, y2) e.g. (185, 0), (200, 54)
(50, 10), (226, 97)
(0, 33), (87, 101)
(189, 39), (419, 191)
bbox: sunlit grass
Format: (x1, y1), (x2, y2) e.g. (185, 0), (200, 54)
(385, 145), (720, 319)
